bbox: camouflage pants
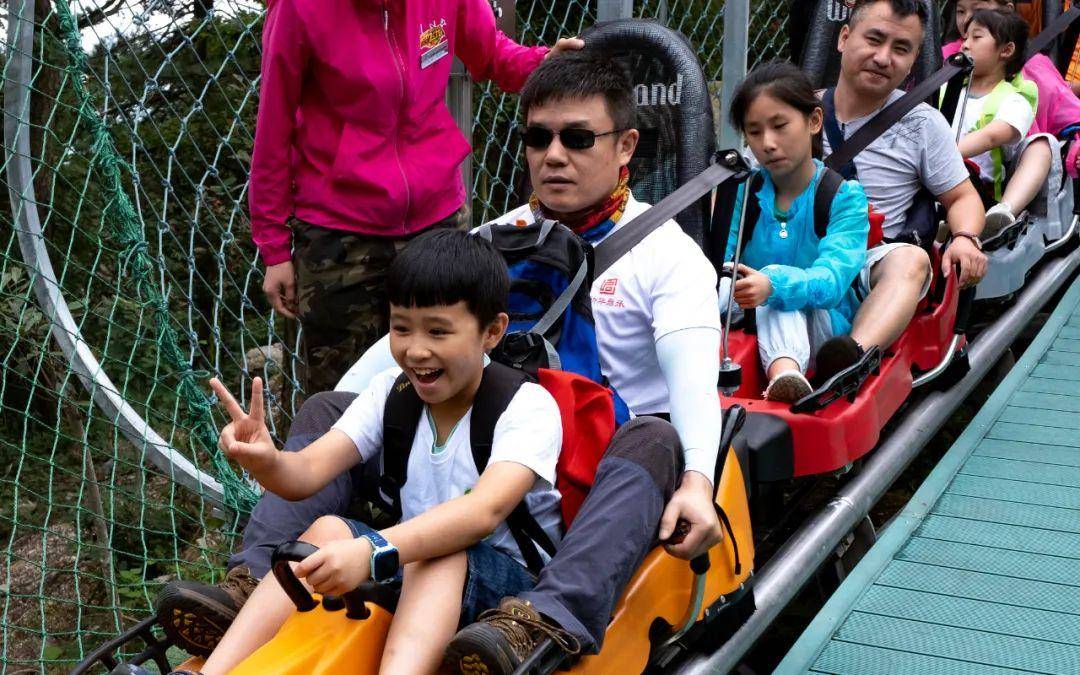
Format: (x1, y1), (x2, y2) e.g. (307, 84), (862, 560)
(292, 208), (468, 393)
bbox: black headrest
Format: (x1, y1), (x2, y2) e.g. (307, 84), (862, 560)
(579, 19), (716, 244)
(800, 0), (942, 90)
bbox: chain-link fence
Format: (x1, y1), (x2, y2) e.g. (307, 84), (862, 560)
(0, 0), (788, 670)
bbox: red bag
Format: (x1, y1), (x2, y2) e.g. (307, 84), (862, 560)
(867, 203), (885, 248)
(537, 368), (616, 526)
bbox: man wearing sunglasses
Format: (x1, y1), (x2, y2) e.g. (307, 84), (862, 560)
(442, 51), (725, 673)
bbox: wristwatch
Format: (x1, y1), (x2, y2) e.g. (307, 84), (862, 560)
(951, 231), (982, 250)
(361, 531), (400, 584)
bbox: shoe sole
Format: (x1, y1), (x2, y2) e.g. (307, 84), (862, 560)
(155, 585), (238, 657)
(443, 629), (519, 675)
(766, 373), (813, 403)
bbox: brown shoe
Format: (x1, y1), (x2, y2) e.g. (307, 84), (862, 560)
(154, 566), (258, 656)
(444, 598), (580, 675)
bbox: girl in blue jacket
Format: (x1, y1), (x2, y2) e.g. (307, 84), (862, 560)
(723, 61), (870, 402)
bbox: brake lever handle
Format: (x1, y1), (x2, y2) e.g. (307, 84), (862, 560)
(954, 263), (976, 335)
(270, 541), (320, 611)
(719, 262), (746, 282)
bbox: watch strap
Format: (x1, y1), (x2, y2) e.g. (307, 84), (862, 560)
(362, 530), (390, 550)
(362, 532), (398, 583)
(952, 231), (982, 250)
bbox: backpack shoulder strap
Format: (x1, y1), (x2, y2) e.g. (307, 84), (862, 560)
(813, 167), (845, 240)
(380, 372), (427, 518)
(822, 89), (857, 180)
(469, 361), (532, 467)
(469, 362), (557, 575)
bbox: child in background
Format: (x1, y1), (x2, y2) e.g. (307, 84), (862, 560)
(722, 61), (870, 402)
(192, 230), (564, 675)
(949, 8), (1039, 229)
(946, 0), (1077, 234)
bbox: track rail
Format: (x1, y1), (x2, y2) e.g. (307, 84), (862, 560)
(3, 0), (229, 515)
(677, 244), (1080, 674)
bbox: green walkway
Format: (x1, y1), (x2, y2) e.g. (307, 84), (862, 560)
(778, 276), (1080, 675)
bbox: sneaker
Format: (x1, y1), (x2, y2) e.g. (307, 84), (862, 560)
(154, 565), (258, 656)
(983, 201), (1016, 239)
(813, 335), (865, 387)
(444, 598), (581, 675)
(764, 371), (813, 402)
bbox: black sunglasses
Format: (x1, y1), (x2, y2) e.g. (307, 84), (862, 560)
(516, 125), (626, 150)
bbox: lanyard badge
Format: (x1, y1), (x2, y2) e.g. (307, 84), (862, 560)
(419, 19), (449, 69)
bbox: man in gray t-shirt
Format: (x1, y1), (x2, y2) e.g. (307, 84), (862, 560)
(821, 89), (970, 239)
(814, 0), (988, 381)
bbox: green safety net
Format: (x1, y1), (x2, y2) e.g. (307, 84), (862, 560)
(0, 0), (788, 670)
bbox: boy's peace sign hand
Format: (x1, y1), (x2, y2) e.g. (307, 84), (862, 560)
(209, 377), (278, 476)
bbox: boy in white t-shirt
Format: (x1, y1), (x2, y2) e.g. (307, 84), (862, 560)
(951, 9), (1039, 232)
(189, 230), (565, 675)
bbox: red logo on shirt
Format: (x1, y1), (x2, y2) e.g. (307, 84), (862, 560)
(599, 278), (618, 295)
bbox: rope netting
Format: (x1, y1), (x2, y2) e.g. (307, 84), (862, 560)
(0, 0), (788, 670)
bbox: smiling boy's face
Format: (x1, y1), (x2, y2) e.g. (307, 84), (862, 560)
(388, 301), (507, 408)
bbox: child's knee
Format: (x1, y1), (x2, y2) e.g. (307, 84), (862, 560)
(300, 515), (353, 545)
(1017, 138), (1053, 174)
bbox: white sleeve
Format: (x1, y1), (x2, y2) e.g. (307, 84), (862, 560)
(649, 227), (722, 341)
(656, 326), (723, 481)
(488, 382), (562, 486)
(335, 333), (396, 394)
(330, 367), (399, 462)
(994, 92), (1035, 139)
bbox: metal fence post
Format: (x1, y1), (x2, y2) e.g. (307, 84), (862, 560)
(447, 59), (473, 195)
(719, 0), (749, 150)
(598, 0), (633, 21)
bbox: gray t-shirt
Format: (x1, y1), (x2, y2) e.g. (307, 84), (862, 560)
(822, 90), (969, 238)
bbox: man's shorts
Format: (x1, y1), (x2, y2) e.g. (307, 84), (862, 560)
(857, 242), (933, 301)
(335, 517), (536, 625)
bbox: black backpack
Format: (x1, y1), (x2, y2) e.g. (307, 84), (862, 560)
(375, 362), (558, 575)
(739, 167), (846, 254)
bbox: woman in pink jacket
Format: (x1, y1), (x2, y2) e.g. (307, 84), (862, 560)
(252, 0), (580, 391)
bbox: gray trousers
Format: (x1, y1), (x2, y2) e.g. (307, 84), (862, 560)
(520, 416), (683, 652)
(229, 395), (682, 654)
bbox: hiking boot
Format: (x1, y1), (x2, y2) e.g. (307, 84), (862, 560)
(764, 370), (813, 403)
(444, 598), (581, 675)
(155, 565), (258, 656)
(813, 335), (865, 387)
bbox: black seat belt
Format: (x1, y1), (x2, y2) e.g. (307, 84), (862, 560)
(1028, 5), (1080, 59)
(824, 53), (973, 175)
(593, 152), (748, 277)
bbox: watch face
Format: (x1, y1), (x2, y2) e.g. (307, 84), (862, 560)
(372, 549), (400, 583)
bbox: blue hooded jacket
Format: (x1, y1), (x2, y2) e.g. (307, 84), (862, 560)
(724, 160), (870, 335)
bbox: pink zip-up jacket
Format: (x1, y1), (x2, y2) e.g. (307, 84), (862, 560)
(944, 39), (1080, 137)
(251, 0), (548, 265)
